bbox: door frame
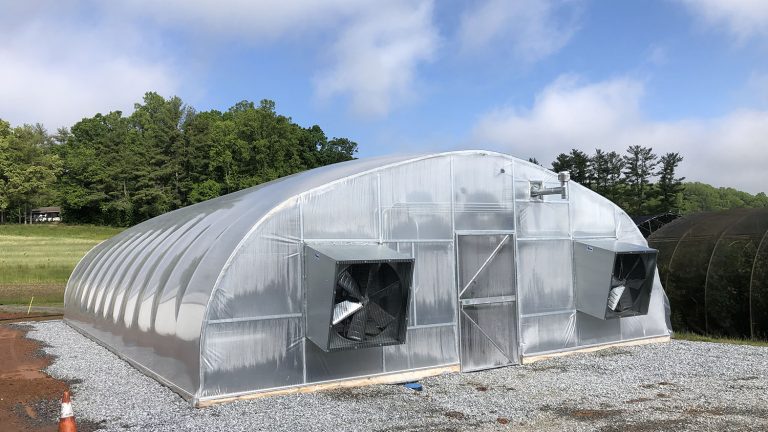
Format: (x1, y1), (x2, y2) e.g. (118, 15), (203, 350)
(455, 230), (519, 372)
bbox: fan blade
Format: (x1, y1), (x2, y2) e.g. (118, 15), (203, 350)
(366, 301), (396, 329)
(332, 300), (363, 325)
(365, 263), (381, 296)
(617, 289), (635, 311)
(607, 285), (625, 311)
(337, 269), (362, 299)
(364, 318), (380, 336)
(346, 308), (368, 341)
(368, 281), (400, 300)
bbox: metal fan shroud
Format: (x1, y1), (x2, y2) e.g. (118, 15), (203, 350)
(304, 244), (414, 352)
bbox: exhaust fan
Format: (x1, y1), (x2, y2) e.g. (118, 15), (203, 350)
(305, 245), (414, 351)
(574, 240), (657, 320)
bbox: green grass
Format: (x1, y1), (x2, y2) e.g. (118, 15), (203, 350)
(673, 331), (768, 348)
(0, 224), (123, 304)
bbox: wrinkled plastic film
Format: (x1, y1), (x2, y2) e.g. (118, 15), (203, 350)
(517, 240), (574, 315)
(64, 151), (672, 403)
(200, 318), (304, 398)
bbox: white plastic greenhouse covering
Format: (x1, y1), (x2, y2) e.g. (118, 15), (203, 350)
(64, 150), (671, 406)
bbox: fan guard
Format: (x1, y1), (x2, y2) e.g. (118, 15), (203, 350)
(331, 263), (404, 345)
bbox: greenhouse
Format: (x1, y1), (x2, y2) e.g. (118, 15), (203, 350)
(63, 150), (671, 406)
(649, 208), (768, 339)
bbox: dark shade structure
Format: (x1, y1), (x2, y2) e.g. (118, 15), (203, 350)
(632, 213), (681, 238)
(649, 208), (768, 339)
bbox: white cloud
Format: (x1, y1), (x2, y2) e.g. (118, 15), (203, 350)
(472, 76), (768, 193)
(115, 0), (439, 117)
(0, 2), (178, 129)
(0, 1), (439, 125)
(115, 0), (362, 40)
(678, 0), (768, 41)
(314, 1), (438, 116)
(457, 0), (582, 62)
(747, 72), (768, 105)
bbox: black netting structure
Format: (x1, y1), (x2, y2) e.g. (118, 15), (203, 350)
(632, 212), (681, 238)
(649, 208), (768, 339)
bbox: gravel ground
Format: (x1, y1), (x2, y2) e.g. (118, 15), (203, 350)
(27, 320), (768, 431)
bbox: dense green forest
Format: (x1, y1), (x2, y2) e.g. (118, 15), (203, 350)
(545, 148), (768, 215)
(0, 93), (357, 225)
(1, 92), (765, 226)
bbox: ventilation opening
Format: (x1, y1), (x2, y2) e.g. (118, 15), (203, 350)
(574, 240), (657, 320)
(607, 254), (650, 317)
(330, 263), (407, 350)
(304, 245), (414, 352)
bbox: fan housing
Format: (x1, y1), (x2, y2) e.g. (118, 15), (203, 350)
(574, 240), (657, 320)
(305, 244), (414, 351)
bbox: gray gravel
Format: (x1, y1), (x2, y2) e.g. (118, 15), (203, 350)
(27, 320), (768, 431)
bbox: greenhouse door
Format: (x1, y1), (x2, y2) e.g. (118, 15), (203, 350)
(456, 233), (519, 372)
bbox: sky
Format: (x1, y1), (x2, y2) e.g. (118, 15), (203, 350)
(1, 0), (767, 193)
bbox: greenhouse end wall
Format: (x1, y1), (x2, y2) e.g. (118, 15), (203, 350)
(196, 152), (671, 402)
(64, 151), (671, 405)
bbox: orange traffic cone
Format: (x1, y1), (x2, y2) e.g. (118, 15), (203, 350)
(58, 390), (77, 432)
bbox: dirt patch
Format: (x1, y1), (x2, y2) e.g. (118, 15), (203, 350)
(599, 418), (692, 432)
(683, 407), (726, 416)
(569, 409), (623, 420)
(324, 386), (397, 401)
(444, 410), (465, 420)
(0, 324), (69, 431)
(640, 381), (676, 389)
(0, 305), (63, 325)
(541, 405), (623, 421)
(496, 417), (509, 424)
(530, 364), (568, 373)
(625, 397), (653, 404)
(733, 376), (759, 381)
(593, 348), (632, 358)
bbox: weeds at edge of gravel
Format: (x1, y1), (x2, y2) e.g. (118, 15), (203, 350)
(673, 332), (768, 348)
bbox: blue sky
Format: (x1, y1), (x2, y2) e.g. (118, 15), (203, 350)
(1, 0), (767, 192)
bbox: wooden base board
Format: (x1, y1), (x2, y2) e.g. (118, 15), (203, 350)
(196, 364), (460, 408)
(521, 335), (671, 364)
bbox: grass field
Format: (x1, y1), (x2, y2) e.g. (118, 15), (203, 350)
(0, 225), (123, 304)
(673, 331), (768, 347)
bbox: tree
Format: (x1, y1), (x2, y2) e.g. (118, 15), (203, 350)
(590, 149), (609, 195)
(567, 149), (591, 186)
(551, 150), (590, 185)
(0, 119), (12, 223)
(0, 122), (62, 223)
(551, 153), (572, 174)
(602, 150), (625, 204)
(622, 145), (658, 214)
(656, 152), (684, 213)
(680, 183), (768, 213)
(55, 93), (357, 226)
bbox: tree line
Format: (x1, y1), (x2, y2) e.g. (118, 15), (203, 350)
(542, 147), (767, 215)
(0, 92), (357, 225)
(2, 92), (766, 226)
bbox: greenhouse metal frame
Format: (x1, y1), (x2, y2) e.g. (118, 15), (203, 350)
(64, 150), (671, 406)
